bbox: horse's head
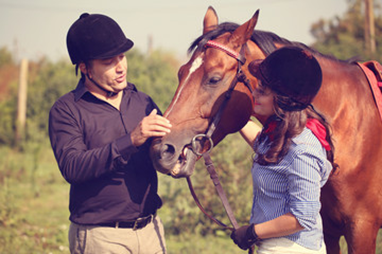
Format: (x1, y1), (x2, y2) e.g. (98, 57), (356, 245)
(150, 7), (265, 177)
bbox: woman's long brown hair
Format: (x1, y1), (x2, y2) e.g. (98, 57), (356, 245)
(254, 94), (338, 172)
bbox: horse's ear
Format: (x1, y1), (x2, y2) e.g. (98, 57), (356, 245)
(230, 9), (259, 47)
(203, 6), (219, 35)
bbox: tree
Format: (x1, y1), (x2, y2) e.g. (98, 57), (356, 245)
(0, 47), (14, 67)
(0, 48), (181, 147)
(0, 47), (18, 145)
(126, 49), (179, 111)
(310, 0), (382, 62)
(25, 58), (78, 144)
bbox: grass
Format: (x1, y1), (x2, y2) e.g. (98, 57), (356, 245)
(0, 144), (247, 254)
(0, 144), (69, 254)
(0, 144), (381, 254)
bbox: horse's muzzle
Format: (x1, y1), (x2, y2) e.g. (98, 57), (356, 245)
(150, 139), (197, 178)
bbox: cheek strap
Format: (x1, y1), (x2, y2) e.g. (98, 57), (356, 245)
(86, 74), (117, 98)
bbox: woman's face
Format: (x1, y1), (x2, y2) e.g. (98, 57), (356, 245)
(253, 81), (275, 119)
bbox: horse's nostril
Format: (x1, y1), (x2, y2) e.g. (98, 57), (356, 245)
(161, 144), (176, 160)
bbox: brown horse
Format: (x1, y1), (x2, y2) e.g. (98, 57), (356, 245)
(150, 6), (382, 254)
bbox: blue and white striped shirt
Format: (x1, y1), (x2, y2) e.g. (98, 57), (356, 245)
(250, 127), (332, 250)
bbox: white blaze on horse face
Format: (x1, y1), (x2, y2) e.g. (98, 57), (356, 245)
(165, 56), (204, 117)
(189, 56), (203, 75)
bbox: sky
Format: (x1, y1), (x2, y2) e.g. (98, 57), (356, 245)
(0, 0), (350, 62)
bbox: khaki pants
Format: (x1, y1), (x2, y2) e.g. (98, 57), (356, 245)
(69, 215), (167, 254)
(257, 237), (326, 254)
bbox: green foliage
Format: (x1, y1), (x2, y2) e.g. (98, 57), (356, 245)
(0, 49), (179, 147)
(0, 144), (252, 253)
(158, 132), (254, 236)
(0, 90), (17, 145)
(0, 145), (69, 254)
(0, 57), (77, 147)
(0, 144), (381, 253)
(1, 1), (382, 251)
(126, 49), (178, 111)
(26, 58), (78, 145)
(310, 0), (382, 62)
(165, 233), (250, 254)
(0, 46), (14, 67)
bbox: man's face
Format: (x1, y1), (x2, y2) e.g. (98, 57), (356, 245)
(86, 53), (128, 93)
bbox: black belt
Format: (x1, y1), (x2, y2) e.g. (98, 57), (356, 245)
(97, 214), (155, 230)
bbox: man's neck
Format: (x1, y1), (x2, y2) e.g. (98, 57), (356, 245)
(84, 79), (123, 110)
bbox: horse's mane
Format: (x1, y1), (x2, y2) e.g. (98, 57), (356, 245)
(189, 22), (350, 63)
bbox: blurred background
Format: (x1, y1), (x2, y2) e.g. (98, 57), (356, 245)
(0, 0), (351, 62)
(0, 0), (381, 253)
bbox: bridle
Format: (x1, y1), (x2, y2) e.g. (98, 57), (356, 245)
(186, 39), (256, 253)
(190, 40), (253, 156)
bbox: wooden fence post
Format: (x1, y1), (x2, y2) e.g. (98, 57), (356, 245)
(364, 0), (376, 54)
(15, 58), (28, 146)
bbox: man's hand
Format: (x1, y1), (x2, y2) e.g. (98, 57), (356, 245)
(131, 109), (172, 147)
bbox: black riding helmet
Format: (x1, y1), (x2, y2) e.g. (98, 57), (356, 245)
(66, 13), (134, 65)
(248, 46), (322, 111)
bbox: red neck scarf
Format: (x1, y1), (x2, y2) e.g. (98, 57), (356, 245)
(306, 118), (331, 151)
(264, 118), (331, 151)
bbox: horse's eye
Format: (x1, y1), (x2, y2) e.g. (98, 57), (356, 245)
(208, 77), (221, 85)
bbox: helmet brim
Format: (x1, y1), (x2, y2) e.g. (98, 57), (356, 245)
(91, 38), (134, 60)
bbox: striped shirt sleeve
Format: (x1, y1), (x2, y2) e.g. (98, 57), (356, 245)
(287, 149), (323, 230)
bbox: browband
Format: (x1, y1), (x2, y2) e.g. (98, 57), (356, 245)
(205, 40), (246, 64)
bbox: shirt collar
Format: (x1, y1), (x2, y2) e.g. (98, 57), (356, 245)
(73, 79), (89, 102)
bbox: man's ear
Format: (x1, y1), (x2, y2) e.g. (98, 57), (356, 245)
(79, 62), (88, 75)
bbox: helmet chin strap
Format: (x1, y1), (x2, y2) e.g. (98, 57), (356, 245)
(86, 74), (118, 98)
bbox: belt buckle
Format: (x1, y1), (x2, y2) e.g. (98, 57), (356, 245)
(133, 214), (153, 230)
(133, 219), (140, 230)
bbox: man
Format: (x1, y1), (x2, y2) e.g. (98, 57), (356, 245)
(49, 13), (172, 254)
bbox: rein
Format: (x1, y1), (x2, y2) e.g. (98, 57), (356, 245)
(187, 40), (255, 253)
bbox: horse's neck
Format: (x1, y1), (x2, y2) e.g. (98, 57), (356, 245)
(316, 59), (376, 125)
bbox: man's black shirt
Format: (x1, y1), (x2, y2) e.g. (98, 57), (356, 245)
(49, 80), (162, 225)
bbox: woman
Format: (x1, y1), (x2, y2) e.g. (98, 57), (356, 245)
(231, 46), (337, 253)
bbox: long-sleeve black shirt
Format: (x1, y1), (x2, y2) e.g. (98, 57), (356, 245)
(49, 80), (162, 225)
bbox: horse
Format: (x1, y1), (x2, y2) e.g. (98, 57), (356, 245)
(150, 6), (382, 254)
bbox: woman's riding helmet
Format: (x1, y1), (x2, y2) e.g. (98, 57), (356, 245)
(248, 46), (322, 111)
